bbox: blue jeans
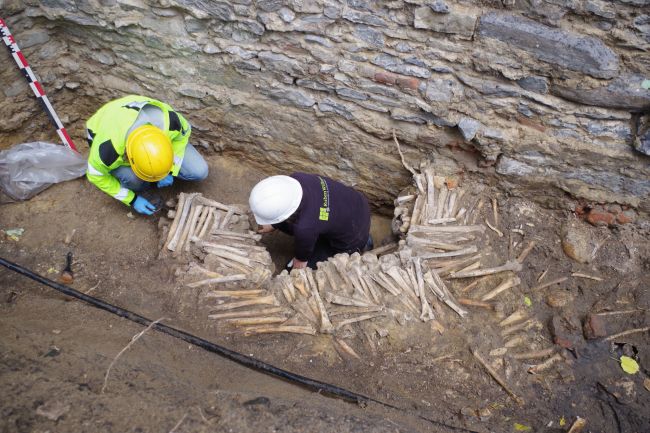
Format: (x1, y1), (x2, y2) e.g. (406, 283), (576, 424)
(111, 144), (208, 192)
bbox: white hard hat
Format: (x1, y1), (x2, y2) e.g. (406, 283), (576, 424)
(249, 175), (303, 225)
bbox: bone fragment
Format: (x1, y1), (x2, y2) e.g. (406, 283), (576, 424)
(410, 192), (424, 227)
(450, 260), (522, 279)
(501, 319), (542, 336)
(603, 326), (650, 341)
(471, 348), (524, 406)
(197, 207), (215, 239)
(491, 197), (498, 228)
(335, 312), (384, 329)
(211, 295), (279, 311)
(481, 276), (521, 301)
(367, 242), (398, 256)
(459, 279), (481, 294)
(423, 270), (468, 318)
(499, 309), (527, 327)
(470, 198), (485, 225)
(225, 316), (288, 326)
(203, 246), (252, 267)
(504, 335), (525, 348)
(409, 224), (485, 234)
(219, 208), (235, 229)
(372, 273), (401, 296)
(325, 293), (375, 308)
(208, 306), (285, 320)
(290, 297), (319, 325)
(329, 306), (383, 316)
(567, 417), (587, 433)
(211, 229), (261, 241)
(444, 191), (457, 219)
(435, 181), (448, 219)
(335, 339), (361, 360)
(308, 270), (334, 333)
(413, 258), (435, 321)
(537, 268), (548, 282)
(451, 189), (465, 218)
(527, 353), (563, 374)
(290, 270), (309, 297)
(512, 348), (556, 360)
(484, 219), (503, 237)
(186, 274), (248, 288)
(395, 194), (415, 204)
(594, 309), (646, 316)
(167, 210), (176, 219)
(571, 272), (603, 281)
(192, 205), (208, 239)
(427, 217), (457, 225)
(458, 298), (494, 310)
(424, 166), (436, 220)
(205, 289), (265, 298)
(530, 277), (568, 291)
(243, 325), (316, 336)
(164, 192), (186, 249)
(516, 240), (536, 263)
(418, 246), (478, 260)
(453, 260), (481, 275)
(193, 196), (242, 213)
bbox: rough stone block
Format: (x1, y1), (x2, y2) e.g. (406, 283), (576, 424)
(258, 51), (305, 75)
(318, 98), (354, 120)
(413, 6), (477, 39)
(371, 54), (431, 78)
(425, 78), (463, 102)
(516, 76), (548, 94)
(342, 10), (385, 27)
(457, 117), (482, 141)
(552, 74), (650, 111)
(266, 88), (315, 108)
(478, 12), (619, 79)
(354, 25), (384, 48)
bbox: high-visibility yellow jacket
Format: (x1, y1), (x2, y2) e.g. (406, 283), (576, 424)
(85, 95), (191, 205)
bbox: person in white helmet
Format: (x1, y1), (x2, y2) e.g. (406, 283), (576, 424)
(249, 173), (373, 270)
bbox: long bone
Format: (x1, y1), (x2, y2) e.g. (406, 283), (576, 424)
(347, 268), (371, 300)
(444, 191), (457, 219)
(410, 193), (425, 227)
(424, 166), (436, 220)
(362, 274), (383, 304)
(205, 289), (265, 298)
(243, 325), (316, 336)
(317, 261), (341, 291)
(197, 207), (215, 239)
(202, 246), (253, 267)
(225, 316), (288, 326)
(210, 229), (262, 241)
(177, 203), (202, 255)
(310, 269), (334, 333)
(499, 309), (527, 327)
(290, 297), (319, 325)
(325, 292), (375, 308)
(435, 181), (448, 219)
(331, 254), (354, 290)
(481, 276), (521, 301)
(186, 274), (248, 288)
(385, 266), (418, 299)
(417, 246), (479, 260)
(501, 318), (542, 336)
(334, 312), (385, 330)
(406, 235), (469, 251)
(192, 205), (209, 240)
(210, 294), (279, 311)
(423, 270), (468, 318)
(409, 224), (486, 234)
(290, 269), (309, 297)
(413, 258), (435, 321)
(371, 273), (401, 296)
(219, 208), (235, 229)
(451, 189), (466, 218)
(208, 306), (285, 320)
(450, 260), (522, 279)
(328, 306), (384, 316)
(193, 196), (243, 213)
(167, 193), (197, 251)
(164, 192), (186, 250)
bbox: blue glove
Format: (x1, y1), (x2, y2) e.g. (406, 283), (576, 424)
(157, 174), (174, 188)
(133, 195), (157, 215)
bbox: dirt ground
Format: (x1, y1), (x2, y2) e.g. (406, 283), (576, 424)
(1, 154), (649, 433)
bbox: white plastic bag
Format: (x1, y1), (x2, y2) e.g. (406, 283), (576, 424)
(0, 142), (86, 201)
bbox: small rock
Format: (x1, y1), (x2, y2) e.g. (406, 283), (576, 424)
(52, 329), (61, 334)
(546, 290), (573, 308)
(549, 314), (584, 350)
(457, 117), (482, 141)
(127, 212), (135, 219)
(376, 328), (389, 338)
(429, 0), (450, 14)
(478, 407), (492, 421)
(36, 400), (70, 421)
(460, 406), (478, 419)
(583, 313), (607, 339)
(644, 377), (650, 392)
(561, 220), (599, 263)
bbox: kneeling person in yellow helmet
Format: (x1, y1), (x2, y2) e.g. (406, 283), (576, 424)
(249, 173), (373, 270)
(85, 95), (208, 215)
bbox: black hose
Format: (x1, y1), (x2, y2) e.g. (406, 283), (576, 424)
(0, 256), (368, 404)
(0, 256), (480, 433)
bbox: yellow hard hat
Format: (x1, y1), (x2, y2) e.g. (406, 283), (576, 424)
(125, 125), (173, 182)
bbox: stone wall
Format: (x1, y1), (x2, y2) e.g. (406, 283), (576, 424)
(1, 0), (649, 213)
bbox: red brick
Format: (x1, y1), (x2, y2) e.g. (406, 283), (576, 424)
(616, 211), (635, 224)
(586, 209), (615, 226)
(395, 76), (419, 91)
(373, 72), (396, 85)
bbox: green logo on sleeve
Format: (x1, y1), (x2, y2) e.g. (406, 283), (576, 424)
(318, 176), (330, 221)
(319, 207), (329, 221)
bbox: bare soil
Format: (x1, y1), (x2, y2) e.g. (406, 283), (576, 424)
(1, 154), (649, 433)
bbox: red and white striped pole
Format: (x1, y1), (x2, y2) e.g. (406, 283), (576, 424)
(0, 16), (78, 152)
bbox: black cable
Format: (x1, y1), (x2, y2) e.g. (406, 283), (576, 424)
(0, 256), (480, 433)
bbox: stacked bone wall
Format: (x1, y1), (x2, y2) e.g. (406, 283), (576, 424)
(1, 0), (649, 214)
